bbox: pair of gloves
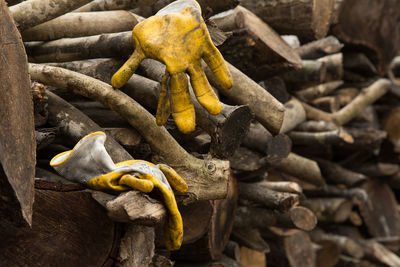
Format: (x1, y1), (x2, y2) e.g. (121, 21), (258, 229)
(111, 0), (233, 134)
(50, 131), (187, 250)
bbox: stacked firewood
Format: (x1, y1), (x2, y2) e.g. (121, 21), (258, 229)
(1, 0), (400, 266)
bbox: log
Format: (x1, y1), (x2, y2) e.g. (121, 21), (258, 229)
(30, 64), (230, 203)
(238, 181), (300, 211)
(0, 1), (35, 226)
(295, 120), (338, 132)
(172, 175), (238, 260)
(311, 96), (340, 113)
(383, 107), (400, 153)
(281, 60), (327, 89)
(239, 246), (266, 267)
(211, 5), (302, 80)
(332, 0), (400, 75)
(10, 0), (92, 31)
(317, 159), (367, 187)
(295, 36), (343, 60)
(295, 80), (343, 102)
(118, 224), (155, 267)
(204, 62), (285, 134)
(0, 188), (118, 266)
(313, 240), (340, 267)
(239, 0), (334, 41)
(231, 228), (270, 253)
(75, 0), (157, 12)
(261, 76), (291, 104)
(223, 241), (241, 262)
(288, 129), (353, 147)
(310, 228), (364, 259)
(360, 240), (400, 267)
(279, 98), (306, 133)
(25, 31), (132, 63)
(317, 53), (343, 82)
(302, 197), (353, 223)
(276, 153), (325, 187)
(22, 11), (138, 41)
(344, 53), (378, 76)
(302, 79), (392, 125)
(358, 179), (400, 240)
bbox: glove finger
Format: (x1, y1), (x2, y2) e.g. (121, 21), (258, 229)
(87, 172), (129, 191)
(164, 213), (183, 251)
(188, 64), (221, 115)
(111, 42), (145, 88)
(119, 174), (154, 193)
(202, 42), (233, 90)
(156, 71), (172, 126)
(158, 164), (188, 193)
(170, 72), (195, 134)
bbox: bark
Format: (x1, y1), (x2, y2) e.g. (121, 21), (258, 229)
(0, 1), (35, 226)
(317, 53), (343, 82)
(30, 64), (230, 203)
(239, 0), (334, 41)
(212, 5), (302, 80)
(22, 11), (138, 41)
(281, 60), (327, 89)
(311, 96), (340, 113)
(10, 0), (92, 31)
(295, 36), (343, 60)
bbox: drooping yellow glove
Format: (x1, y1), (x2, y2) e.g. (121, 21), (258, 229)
(111, 0), (233, 134)
(50, 131), (188, 250)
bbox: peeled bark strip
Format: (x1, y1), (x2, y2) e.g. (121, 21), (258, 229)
(332, 0), (400, 75)
(302, 198), (353, 223)
(212, 5), (302, 80)
(0, 1), (35, 226)
(22, 11), (138, 41)
(29, 64), (230, 203)
(75, 0), (157, 12)
(295, 36), (343, 60)
(25, 31), (132, 63)
(302, 79), (392, 125)
(276, 153), (325, 187)
(239, 181), (300, 211)
(204, 62), (285, 134)
(239, 0), (334, 41)
(10, 0), (93, 31)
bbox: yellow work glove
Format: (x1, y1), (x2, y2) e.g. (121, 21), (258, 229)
(50, 131), (188, 250)
(111, 0), (233, 134)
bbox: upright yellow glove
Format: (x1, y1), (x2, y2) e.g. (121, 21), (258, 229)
(50, 132), (188, 250)
(111, 0), (233, 134)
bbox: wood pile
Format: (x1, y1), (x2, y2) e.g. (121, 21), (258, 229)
(1, 0), (400, 266)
